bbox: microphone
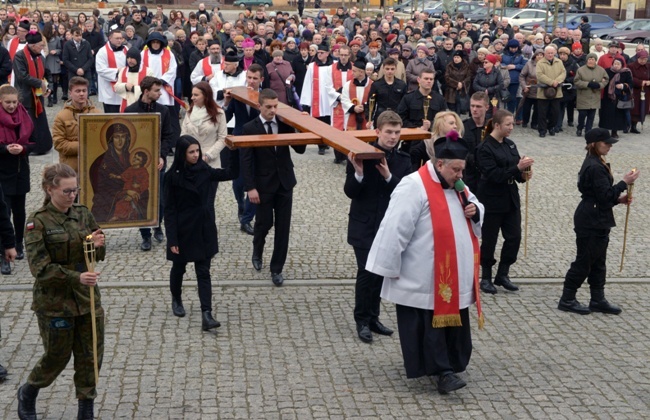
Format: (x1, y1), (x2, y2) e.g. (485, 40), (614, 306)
(454, 179), (470, 207)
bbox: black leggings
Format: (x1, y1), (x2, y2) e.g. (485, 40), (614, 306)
(2, 193), (26, 251)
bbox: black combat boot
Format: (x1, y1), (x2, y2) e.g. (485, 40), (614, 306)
(630, 123), (641, 134)
(558, 288), (591, 315)
(172, 295), (185, 317)
(479, 266), (497, 294)
(494, 264), (519, 291)
(17, 383), (39, 420)
(202, 311), (221, 331)
(47, 95), (53, 107)
(589, 289), (622, 315)
(77, 399), (93, 420)
(52, 83), (58, 105)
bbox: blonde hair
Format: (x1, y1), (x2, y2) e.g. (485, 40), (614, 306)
(425, 111), (464, 160)
(41, 163), (77, 206)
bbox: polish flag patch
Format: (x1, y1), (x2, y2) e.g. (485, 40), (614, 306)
(27, 222), (35, 230)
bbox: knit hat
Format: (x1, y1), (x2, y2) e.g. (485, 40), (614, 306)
(164, 31), (175, 41)
(286, 37), (296, 44)
(558, 47), (570, 55)
(534, 33), (544, 40)
(349, 39), (362, 47)
(638, 50), (649, 59)
(416, 45), (428, 54)
(586, 53), (598, 60)
(485, 54), (500, 65)
(398, 34), (406, 42)
(453, 50), (465, 58)
(460, 37), (472, 44)
(572, 42), (583, 51)
(387, 48), (399, 55)
(386, 34), (397, 43)
(335, 36), (347, 44)
(301, 29), (313, 40)
(402, 44), (412, 51)
(477, 47), (490, 56)
(125, 25), (135, 32)
(507, 39), (519, 49)
(272, 49), (283, 58)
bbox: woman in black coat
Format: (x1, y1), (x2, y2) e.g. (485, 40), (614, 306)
(598, 58), (632, 138)
(558, 128), (639, 315)
(0, 85), (36, 274)
(476, 109), (533, 294)
(164, 135), (239, 331)
(472, 54), (504, 118)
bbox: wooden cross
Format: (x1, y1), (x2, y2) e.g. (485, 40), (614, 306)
(224, 87), (431, 159)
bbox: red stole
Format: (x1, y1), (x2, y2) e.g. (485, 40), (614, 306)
(105, 43), (127, 88)
(331, 64), (352, 130)
(346, 79), (373, 130)
(201, 56), (213, 78)
(417, 165), (484, 329)
(312, 64), (321, 118)
(142, 47), (186, 109)
(23, 50), (45, 117)
(118, 66), (148, 112)
(8, 37), (22, 58)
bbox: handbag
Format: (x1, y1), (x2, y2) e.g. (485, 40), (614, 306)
(499, 88), (511, 103)
(617, 98), (634, 109)
(456, 90), (470, 114)
(543, 86), (557, 99)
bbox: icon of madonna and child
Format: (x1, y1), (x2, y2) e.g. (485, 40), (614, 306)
(86, 118), (159, 227)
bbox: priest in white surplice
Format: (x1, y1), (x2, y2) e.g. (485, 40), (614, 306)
(340, 60), (372, 131)
(95, 30), (128, 112)
(366, 131), (485, 395)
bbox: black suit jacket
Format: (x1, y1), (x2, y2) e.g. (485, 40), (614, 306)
(226, 98), (260, 135)
(476, 135), (525, 213)
(241, 118), (306, 194)
(344, 143), (412, 250)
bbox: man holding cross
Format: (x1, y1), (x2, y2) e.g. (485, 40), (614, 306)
(241, 89), (306, 287)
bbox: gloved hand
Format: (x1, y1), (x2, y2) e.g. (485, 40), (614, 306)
(587, 81), (600, 89)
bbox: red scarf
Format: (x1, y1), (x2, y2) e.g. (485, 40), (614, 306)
(118, 66), (148, 112)
(346, 79), (372, 130)
(331, 64), (352, 130)
(23, 50), (45, 117)
(0, 103), (34, 145)
(418, 165), (484, 329)
(312, 64), (321, 117)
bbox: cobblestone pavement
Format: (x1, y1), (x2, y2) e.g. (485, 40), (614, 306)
(0, 101), (649, 418)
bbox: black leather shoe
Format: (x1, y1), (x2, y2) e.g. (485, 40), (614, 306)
(558, 298), (591, 315)
(202, 311), (221, 330)
(480, 279), (497, 294)
(576, 129), (582, 137)
(252, 255), (262, 271)
(494, 275), (519, 291)
(271, 272), (284, 286)
(538, 132), (546, 138)
(369, 320), (393, 336)
(16, 249), (24, 260)
(1, 259), (10, 275)
(0, 363), (7, 381)
(240, 223), (254, 235)
(77, 399), (94, 420)
(17, 383), (39, 420)
(567, 122), (574, 127)
(140, 237), (152, 251)
(317, 148), (325, 155)
(548, 129), (556, 136)
(437, 373), (466, 394)
(172, 296), (185, 317)
(153, 228), (164, 243)
(522, 123), (527, 128)
(589, 299), (622, 315)
(631, 126), (641, 134)
(357, 324), (373, 343)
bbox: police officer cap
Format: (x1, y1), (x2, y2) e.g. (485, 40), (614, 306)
(353, 59), (366, 70)
(434, 130), (469, 160)
(585, 128), (618, 145)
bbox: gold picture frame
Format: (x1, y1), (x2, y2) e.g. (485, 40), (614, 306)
(78, 113), (161, 229)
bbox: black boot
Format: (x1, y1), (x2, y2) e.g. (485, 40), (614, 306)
(47, 95), (53, 107)
(171, 295), (185, 317)
(589, 289), (622, 315)
(201, 311), (221, 331)
(77, 399), (93, 420)
(630, 123), (641, 134)
(52, 83), (58, 105)
(479, 266), (497, 294)
(558, 288), (591, 315)
(494, 264), (519, 291)
(17, 383), (39, 420)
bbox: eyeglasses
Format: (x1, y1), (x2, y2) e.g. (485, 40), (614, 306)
(62, 187), (81, 196)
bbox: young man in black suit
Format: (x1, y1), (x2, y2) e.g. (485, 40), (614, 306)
(344, 110), (412, 343)
(241, 89), (306, 286)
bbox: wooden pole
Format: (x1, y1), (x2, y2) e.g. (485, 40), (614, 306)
(84, 237), (99, 387)
(619, 173), (636, 272)
(524, 167), (530, 257)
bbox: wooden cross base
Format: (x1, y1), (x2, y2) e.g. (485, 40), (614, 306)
(225, 87), (431, 160)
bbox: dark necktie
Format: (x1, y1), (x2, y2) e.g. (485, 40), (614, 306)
(265, 121), (275, 152)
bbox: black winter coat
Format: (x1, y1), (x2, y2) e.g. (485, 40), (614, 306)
(0, 185), (15, 250)
(164, 153), (239, 263)
(476, 135), (526, 213)
(472, 68), (504, 101)
(574, 154), (627, 231)
(0, 45), (12, 85)
(344, 142), (411, 250)
(0, 138), (36, 195)
(62, 39), (93, 74)
(560, 57), (579, 103)
(599, 69), (632, 131)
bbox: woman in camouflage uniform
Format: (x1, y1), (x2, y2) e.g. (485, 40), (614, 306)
(17, 163), (105, 420)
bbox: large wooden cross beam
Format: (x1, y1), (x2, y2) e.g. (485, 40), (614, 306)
(224, 87), (430, 160)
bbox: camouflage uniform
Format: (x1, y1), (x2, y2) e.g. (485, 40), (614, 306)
(24, 202), (106, 400)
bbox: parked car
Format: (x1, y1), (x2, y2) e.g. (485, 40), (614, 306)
(520, 13), (615, 32)
(525, 2), (584, 13)
(464, 7), (519, 25)
(591, 19), (637, 39)
(507, 9), (553, 27)
(607, 23), (650, 44)
(233, 0), (273, 7)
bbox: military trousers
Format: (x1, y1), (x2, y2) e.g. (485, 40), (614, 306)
(28, 313), (104, 400)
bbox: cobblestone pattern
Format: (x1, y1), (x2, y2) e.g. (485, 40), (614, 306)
(1, 284), (649, 419)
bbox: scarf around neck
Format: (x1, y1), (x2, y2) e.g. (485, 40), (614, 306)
(0, 103), (34, 145)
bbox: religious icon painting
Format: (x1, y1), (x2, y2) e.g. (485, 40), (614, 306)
(78, 113), (161, 229)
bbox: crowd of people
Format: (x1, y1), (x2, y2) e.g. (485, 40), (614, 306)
(0, 2), (647, 417)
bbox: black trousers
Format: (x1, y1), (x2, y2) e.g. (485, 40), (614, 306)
(141, 167), (164, 239)
(396, 305), (472, 378)
(253, 186), (293, 274)
(103, 104), (120, 113)
(522, 97), (538, 127)
(480, 208), (522, 270)
(353, 246), (384, 326)
(2, 193), (26, 251)
(316, 116), (330, 152)
(170, 259), (213, 312)
(563, 228), (610, 294)
(166, 105), (181, 141)
(577, 109), (597, 132)
(537, 98), (559, 134)
(556, 99), (575, 128)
